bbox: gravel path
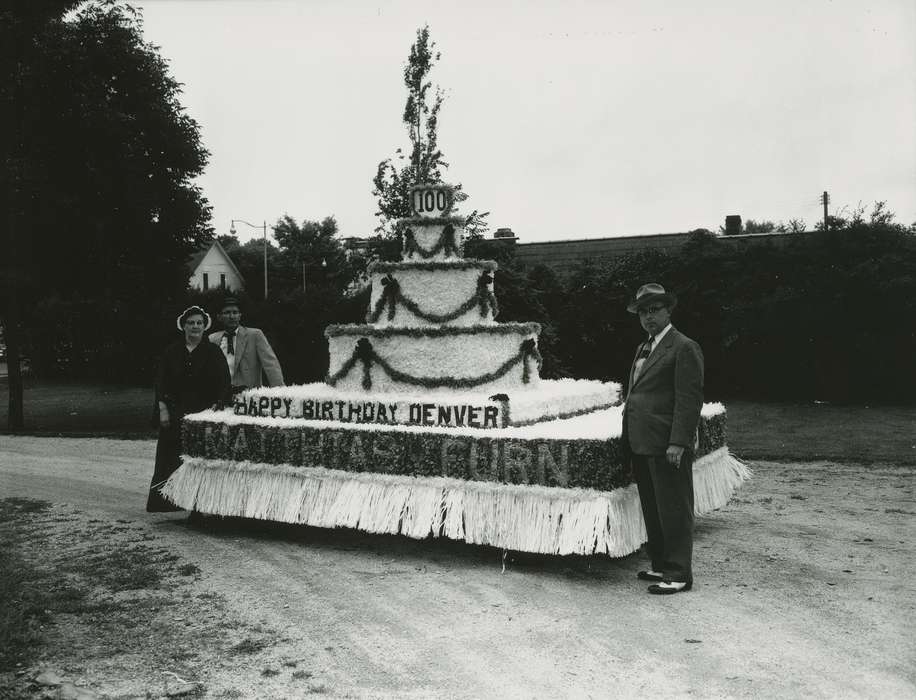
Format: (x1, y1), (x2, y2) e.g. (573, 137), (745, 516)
(1, 436), (914, 698)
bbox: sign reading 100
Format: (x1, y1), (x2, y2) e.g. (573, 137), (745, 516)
(412, 186), (451, 218)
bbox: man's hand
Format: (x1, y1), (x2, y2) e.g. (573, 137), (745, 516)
(666, 444), (685, 468)
(159, 406), (171, 429)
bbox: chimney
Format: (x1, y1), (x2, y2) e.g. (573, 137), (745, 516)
(724, 215), (742, 236)
(493, 227), (518, 245)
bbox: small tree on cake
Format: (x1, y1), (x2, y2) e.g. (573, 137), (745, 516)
(372, 25), (488, 249)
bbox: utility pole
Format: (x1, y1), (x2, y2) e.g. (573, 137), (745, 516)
(821, 191), (830, 232)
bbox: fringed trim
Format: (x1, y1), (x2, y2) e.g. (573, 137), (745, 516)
(163, 447), (749, 557)
(692, 446), (751, 515)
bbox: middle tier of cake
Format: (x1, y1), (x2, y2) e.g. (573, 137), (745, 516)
(366, 259), (498, 328)
(325, 322), (542, 394)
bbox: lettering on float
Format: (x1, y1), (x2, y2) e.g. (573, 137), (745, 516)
(233, 395), (502, 428)
(204, 423), (576, 487)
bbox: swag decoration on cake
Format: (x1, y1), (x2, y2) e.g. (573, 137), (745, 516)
(162, 182), (748, 556)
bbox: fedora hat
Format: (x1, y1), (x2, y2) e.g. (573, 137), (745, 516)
(219, 296), (241, 313)
(627, 283), (677, 313)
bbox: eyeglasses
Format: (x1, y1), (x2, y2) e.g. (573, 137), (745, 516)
(638, 305), (668, 316)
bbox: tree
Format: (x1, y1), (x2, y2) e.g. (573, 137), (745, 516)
(372, 25), (488, 243)
(552, 202), (916, 402)
(744, 219), (777, 233)
(1, 1), (83, 431)
(1, 1), (213, 429)
(270, 215), (362, 296)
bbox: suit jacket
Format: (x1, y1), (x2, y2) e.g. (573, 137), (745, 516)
(622, 327), (704, 456)
(209, 326), (284, 388)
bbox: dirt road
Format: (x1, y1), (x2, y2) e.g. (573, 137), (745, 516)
(1, 436), (914, 698)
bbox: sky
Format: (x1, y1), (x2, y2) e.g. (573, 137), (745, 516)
(135, 0), (916, 245)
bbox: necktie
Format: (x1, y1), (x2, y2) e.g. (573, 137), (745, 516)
(225, 330), (236, 355)
(633, 337), (654, 382)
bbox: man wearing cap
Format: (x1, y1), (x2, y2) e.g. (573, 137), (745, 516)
(209, 297), (285, 391)
(622, 283), (704, 594)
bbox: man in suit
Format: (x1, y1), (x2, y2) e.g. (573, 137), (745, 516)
(621, 283), (704, 595)
(209, 297), (285, 391)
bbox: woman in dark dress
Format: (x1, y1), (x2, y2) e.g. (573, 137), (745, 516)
(146, 305), (231, 512)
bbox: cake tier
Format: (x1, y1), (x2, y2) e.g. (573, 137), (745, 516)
(170, 405), (743, 556)
(229, 379), (622, 429)
(400, 217), (465, 261)
(179, 403), (729, 492)
(366, 259), (498, 327)
(325, 322), (542, 394)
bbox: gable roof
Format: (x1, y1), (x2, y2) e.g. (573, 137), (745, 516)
(187, 240), (244, 281)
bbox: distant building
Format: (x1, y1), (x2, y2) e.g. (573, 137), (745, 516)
(323, 218), (808, 281)
(341, 236), (371, 259)
(505, 218), (809, 278)
(512, 231), (694, 277)
(188, 240), (244, 292)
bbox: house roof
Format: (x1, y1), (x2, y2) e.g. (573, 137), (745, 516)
(187, 240), (244, 281)
(188, 248), (209, 271)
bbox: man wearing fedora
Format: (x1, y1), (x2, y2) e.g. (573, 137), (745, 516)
(209, 297), (285, 392)
(622, 283), (704, 594)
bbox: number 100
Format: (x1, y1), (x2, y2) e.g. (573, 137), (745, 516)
(414, 190), (448, 213)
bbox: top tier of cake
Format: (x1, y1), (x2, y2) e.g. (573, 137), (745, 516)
(322, 182), (543, 395)
(400, 182), (465, 263)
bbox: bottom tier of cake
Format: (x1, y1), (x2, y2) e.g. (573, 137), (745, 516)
(161, 404), (749, 556)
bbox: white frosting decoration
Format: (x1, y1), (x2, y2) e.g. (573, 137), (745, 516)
(230, 378), (622, 429)
(326, 328), (541, 394)
(369, 265), (496, 327)
(403, 222), (466, 261)
(186, 400), (726, 442)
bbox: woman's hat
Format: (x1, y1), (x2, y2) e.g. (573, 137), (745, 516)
(627, 283), (677, 313)
(176, 305), (212, 331)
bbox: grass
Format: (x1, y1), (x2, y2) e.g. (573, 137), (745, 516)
(0, 499), (55, 670)
(0, 378), (154, 438)
(0, 498), (183, 671)
(725, 400), (916, 464)
(229, 638), (271, 656)
(0, 496), (284, 697)
(2, 379), (915, 463)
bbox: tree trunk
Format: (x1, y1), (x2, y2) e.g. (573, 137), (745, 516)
(4, 294), (25, 432)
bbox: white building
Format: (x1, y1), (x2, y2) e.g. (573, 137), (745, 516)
(188, 240), (244, 292)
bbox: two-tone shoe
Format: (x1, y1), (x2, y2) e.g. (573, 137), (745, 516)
(637, 570), (665, 582)
(647, 580), (693, 595)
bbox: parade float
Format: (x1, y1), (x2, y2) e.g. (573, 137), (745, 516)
(162, 183), (748, 557)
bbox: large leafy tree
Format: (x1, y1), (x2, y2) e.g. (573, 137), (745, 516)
(271, 215), (362, 296)
(372, 25), (488, 251)
(1, 1), (212, 429)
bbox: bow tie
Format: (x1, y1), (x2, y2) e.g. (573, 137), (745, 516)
(637, 336), (655, 359)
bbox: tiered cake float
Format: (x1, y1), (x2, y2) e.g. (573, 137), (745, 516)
(163, 184), (747, 556)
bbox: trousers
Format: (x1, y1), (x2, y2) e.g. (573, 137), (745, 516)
(632, 451), (695, 582)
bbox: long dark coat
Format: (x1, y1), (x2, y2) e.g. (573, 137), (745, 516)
(146, 338), (230, 512)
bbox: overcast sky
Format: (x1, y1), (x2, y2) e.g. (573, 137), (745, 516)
(135, 0), (916, 244)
